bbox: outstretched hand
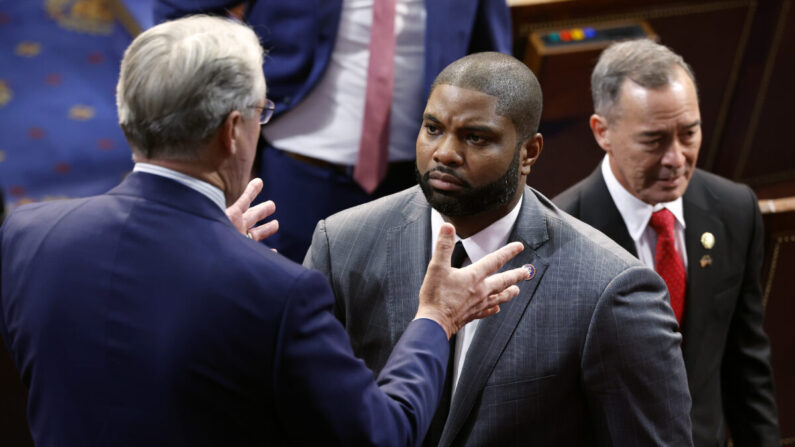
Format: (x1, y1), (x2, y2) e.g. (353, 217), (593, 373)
(226, 178), (279, 241)
(416, 223), (528, 339)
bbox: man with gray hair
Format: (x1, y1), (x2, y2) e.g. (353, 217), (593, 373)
(555, 39), (780, 446)
(0, 16), (529, 446)
(305, 51), (693, 445)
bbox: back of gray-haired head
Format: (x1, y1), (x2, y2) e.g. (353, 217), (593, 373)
(117, 15), (265, 160)
(431, 52), (543, 142)
(591, 39), (696, 119)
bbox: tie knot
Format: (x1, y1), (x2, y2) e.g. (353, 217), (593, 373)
(451, 241), (468, 268)
(649, 208), (676, 236)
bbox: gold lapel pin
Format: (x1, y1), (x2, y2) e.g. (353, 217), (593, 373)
(700, 254), (713, 268)
(700, 232), (715, 250)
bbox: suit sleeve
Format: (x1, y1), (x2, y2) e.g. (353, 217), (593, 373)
(468, 0), (512, 54)
(721, 187), (780, 446)
(272, 269), (447, 447)
(581, 265), (693, 446)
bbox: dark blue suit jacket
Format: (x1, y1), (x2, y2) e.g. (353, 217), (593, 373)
(153, 0), (512, 117)
(0, 172), (448, 446)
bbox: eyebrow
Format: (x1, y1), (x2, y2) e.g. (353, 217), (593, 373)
(422, 113), (497, 134)
(638, 120), (701, 138)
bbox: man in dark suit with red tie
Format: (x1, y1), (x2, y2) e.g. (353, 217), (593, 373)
(554, 39), (780, 447)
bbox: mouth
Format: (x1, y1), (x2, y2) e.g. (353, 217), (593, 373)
(427, 170), (466, 192)
(656, 173), (686, 189)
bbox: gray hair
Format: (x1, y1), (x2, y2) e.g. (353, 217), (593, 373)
(117, 15), (265, 160)
(431, 52), (543, 143)
(591, 39), (696, 119)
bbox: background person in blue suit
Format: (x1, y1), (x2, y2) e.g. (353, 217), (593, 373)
(154, 0), (513, 262)
(0, 16), (528, 446)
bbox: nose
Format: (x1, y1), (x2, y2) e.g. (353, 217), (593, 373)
(661, 139), (686, 170)
(432, 135), (463, 166)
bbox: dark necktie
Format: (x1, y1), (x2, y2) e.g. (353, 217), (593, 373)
(649, 209), (686, 324)
(424, 241), (467, 446)
(353, 0), (397, 193)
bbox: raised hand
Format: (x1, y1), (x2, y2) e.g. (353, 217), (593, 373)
(416, 223), (528, 338)
(226, 178), (279, 241)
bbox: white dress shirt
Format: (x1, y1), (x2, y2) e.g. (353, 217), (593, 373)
(601, 156), (688, 270)
(133, 163), (227, 212)
(264, 0), (426, 165)
(430, 197), (523, 396)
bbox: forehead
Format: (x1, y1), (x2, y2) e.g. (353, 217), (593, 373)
(426, 84), (512, 128)
(614, 69), (700, 129)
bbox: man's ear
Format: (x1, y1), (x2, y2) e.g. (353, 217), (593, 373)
(219, 110), (243, 157)
(520, 133), (543, 176)
(590, 114), (611, 153)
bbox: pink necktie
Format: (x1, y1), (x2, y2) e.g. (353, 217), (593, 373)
(354, 0), (397, 194)
(649, 209), (687, 324)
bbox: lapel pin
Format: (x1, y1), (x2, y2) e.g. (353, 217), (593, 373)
(522, 264), (536, 280)
(700, 254), (713, 268)
(700, 232), (715, 250)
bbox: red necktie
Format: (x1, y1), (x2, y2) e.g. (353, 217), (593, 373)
(649, 209), (687, 324)
(354, 0), (397, 194)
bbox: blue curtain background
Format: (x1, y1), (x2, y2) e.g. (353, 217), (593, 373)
(0, 0), (153, 213)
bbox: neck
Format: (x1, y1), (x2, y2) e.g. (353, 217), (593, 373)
(136, 157), (224, 193)
(443, 192), (522, 239)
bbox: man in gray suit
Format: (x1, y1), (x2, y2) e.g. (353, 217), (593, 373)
(304, 52), (693, 446)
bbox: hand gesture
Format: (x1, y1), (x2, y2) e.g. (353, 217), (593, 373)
(226, 178), (279, 241)
(416, 223), (528, 338)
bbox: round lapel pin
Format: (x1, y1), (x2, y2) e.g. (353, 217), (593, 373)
(700, 232), (715, 250)
(522, 264), (536, 280)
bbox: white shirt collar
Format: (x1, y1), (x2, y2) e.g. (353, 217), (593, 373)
(430, 195), (523, 264)
(601, 156), (685, 242)
(133, 163), (227, 212)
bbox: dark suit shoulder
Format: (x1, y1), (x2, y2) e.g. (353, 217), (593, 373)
(686, 169), (759, 226)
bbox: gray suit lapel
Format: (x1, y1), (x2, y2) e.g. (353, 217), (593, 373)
(385, 189), (433, 345)
(440, 190), (551, 446)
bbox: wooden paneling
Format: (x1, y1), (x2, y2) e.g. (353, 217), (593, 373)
(762, 209), (795, 444)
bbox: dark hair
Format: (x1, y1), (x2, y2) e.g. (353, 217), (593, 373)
(430, 52), (543, 142)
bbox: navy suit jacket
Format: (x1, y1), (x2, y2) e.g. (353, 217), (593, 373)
(554, 167), (780, 447)
(0, 172), (449, 446)
(153, 0), (512, 117)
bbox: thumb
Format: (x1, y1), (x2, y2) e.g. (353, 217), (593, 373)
(430, 222), (456, 268)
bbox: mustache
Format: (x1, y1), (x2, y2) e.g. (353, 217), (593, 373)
(422, 166), (471, 188)
(658, 167), (688, 180)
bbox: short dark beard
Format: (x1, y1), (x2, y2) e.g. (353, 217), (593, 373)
(417, 147), (521, 217)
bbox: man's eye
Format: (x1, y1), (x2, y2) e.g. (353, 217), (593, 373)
(425, 124), (440, 135)
(467, 134), (486, 144)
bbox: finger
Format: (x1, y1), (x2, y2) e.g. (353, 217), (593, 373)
(489, 284), (521, 306)
(242, 200), (276, 228)
(232, 178), (264, 213)
(429, 222), (456, 268)
(472, 305), (500, 320)
(483, 267), (529, 294)
(465, 241), (524, 280)
(249, 220), (279, 241)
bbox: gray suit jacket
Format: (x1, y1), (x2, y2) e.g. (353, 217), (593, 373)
(305, 186), (693, 446)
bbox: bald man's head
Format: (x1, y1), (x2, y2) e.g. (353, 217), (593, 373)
(430, 52), (543, 143)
